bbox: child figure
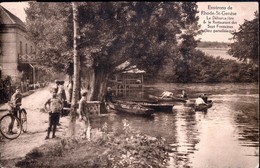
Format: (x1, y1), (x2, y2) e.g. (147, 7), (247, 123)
(78, 90), (91, 139)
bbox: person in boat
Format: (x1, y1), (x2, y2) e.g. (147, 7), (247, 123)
(200, 93), (208, 103)
(160, 91), (174, 98)
(180, 90), (188, 99)
(195, 95), (207, 105)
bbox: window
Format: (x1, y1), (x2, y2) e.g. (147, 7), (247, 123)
(31, 46), (33, 53)
(25, 43), (28, 54)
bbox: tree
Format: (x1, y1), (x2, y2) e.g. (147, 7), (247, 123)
(159, 2), (201, 83)
(228, 11), (259, 64)
(25, 2), (73, 72)
(69, 2), (80, 136)
(25, 2), (201, 101)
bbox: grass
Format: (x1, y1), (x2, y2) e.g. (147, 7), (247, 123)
(15, 137), (108, 168)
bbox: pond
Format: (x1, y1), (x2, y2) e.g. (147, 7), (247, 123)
(92, 83), (259, 168)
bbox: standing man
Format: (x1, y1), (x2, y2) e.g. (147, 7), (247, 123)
(57, 82), (67, 102)
(53, 80), (59, 94)
(44, 91), (63, 139)
(67, 80), (73, 103)
(105, 87), (113, 103)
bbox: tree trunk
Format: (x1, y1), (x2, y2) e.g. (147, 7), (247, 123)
(86, 68), (95, 101)
(69, 2), (80, 137)
(92, 68), (109, 101)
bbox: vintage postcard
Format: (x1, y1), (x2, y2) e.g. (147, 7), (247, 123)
(0, 1), (258, 168)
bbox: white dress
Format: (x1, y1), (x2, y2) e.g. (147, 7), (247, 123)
(195, 97), (206, 105)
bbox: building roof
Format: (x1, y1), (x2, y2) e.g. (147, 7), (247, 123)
(0, 5), (26, 29)
(122, 65), (146, 74)
(117, 61), (146, 74)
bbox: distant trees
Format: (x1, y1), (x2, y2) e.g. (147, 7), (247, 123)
(228, 11), (259, 64)
(157, 49), (258, 83)
(197, 41), (230, 48)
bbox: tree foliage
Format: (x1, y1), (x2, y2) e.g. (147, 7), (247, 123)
(25, 2), (200, 100)
(25, 2), (73, 72)
(228, 11), (259, 64)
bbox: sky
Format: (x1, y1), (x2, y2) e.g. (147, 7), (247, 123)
(0, 1), (259, 43)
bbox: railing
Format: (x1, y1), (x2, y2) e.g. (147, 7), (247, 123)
(18, 54), (37, 63)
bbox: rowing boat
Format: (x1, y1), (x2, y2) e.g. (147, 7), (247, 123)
(112, 103), (154, 116)
(148, 94), (187, 103)
(194, 100), (213, 111)
(139, 103), (174, 112)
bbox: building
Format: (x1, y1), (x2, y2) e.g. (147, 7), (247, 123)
(0, 5), (37, 89)
(109, 65), (145, 99)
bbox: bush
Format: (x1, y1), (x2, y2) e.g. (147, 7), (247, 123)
(98, 119), (170, 168)
(16, 119), (170, 168)
(0, 75), (13, 103)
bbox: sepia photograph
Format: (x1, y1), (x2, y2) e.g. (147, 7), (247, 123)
(0, 1), (259, 168)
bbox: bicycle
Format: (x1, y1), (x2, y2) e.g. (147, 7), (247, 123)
(0, 102), (27, 140)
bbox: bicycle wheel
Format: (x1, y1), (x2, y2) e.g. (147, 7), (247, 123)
(20, 109), (27, 132)
(0, 114), (22, 140)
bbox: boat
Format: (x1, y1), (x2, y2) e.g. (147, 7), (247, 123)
(112, 103), (155, 116)
(148, 94), (187, 103)
(194, 100), (213, 111)
(139, 102), (174, 112)
(114, 100), (174, 112)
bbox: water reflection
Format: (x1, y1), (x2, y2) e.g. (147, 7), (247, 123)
(169, 106), (200, 168)
(90, 83), (258, 168)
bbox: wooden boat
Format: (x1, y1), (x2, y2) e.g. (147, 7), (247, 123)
(139, 103), (174, 112)
(148, 94), (187, 103)
(112, 103), (154, 116)
(194, 100), (213, 111)
(114, 100), (173, 112)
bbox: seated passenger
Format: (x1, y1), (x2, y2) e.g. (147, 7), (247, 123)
(180, 90), (188, 98)
(160, 91), (173, 98)
(201, 93), (208, 103)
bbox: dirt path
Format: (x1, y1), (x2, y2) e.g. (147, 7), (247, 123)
(0, 86), (81, 161)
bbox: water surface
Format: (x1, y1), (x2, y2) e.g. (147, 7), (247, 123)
(93, 83), (259, 168)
